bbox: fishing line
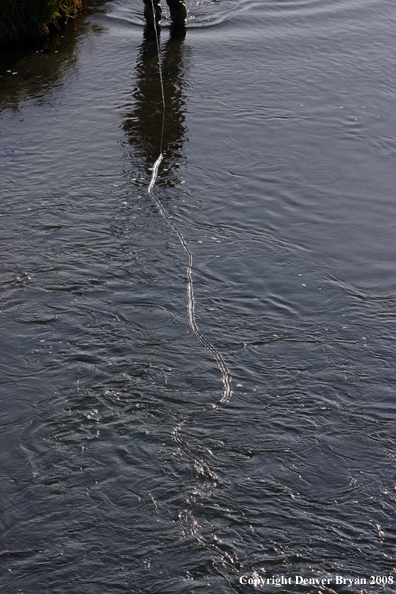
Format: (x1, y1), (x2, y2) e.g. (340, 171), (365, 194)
(145, 6), (238, 575)
(149, 0), (165, 154)
(147, 0), (232, 406)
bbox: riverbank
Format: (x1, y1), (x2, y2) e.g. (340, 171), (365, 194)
(0, 0), (82, 47)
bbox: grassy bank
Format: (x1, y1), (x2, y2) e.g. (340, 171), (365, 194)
(0, 0), (83, 47)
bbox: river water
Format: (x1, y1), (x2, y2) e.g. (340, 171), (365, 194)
(1, 0), (395, 592)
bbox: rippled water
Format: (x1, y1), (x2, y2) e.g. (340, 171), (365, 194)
(1, 0), (395, 592)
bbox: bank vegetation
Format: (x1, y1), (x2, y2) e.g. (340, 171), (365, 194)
(0, 0), (83, 47)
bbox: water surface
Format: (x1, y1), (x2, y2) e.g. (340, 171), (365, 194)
(1, 0), (395, 592)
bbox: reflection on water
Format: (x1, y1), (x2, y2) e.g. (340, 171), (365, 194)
(122, 30), (190, 186)
(0, 0), (112, 114)
(0, 39), (78, 113)
(0, 7), (104, 113)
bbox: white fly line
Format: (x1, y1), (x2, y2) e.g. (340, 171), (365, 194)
(147, 0), (232, 406)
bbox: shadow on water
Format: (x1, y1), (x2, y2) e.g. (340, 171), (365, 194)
(122, 29), (191, 187)
(0, 0), (106, 112)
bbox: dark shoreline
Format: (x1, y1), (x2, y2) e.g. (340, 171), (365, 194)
(0, 0), (83, 48)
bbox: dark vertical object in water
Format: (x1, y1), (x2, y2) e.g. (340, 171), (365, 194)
(122, 31), (189, 186)
(143, 0), (188, 28)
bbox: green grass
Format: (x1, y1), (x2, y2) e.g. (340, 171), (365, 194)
(0, 0), (82, 46)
